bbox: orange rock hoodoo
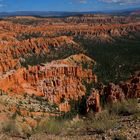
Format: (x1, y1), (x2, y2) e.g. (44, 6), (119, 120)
(0, 62), (96, 112)
(86, 88), (101, 113)
(0, 16), (140, 113)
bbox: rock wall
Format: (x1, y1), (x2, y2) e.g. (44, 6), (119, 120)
(0, 62), (96, 112)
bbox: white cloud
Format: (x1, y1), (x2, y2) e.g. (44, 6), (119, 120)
(0, 0), (7, 8)
(79, 0), (87, 3)
(74, 0), (88, 4)
(100, 0), (140, 5)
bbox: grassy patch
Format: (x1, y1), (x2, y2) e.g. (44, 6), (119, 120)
(88, 111), (118, 133)
(106, 99), (139, 116)
(1, 120), (22, 136)
(36, 118), (66, 135)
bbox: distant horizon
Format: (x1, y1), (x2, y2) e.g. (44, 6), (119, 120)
(0, 6), (140, 13)
(0, 0), (140, 12)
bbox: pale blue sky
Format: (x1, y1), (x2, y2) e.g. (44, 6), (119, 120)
(0, 0), (140, 12)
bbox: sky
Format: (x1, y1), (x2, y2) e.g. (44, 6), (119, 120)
(0, 0), (140, 12)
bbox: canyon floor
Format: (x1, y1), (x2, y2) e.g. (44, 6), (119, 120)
(0, 102), (140, 140)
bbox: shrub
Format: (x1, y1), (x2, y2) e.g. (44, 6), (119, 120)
(132, 112), (140, 121)
(36, 118), (66, 135)
(2, 120), (22, 136)
(106, 99), (138, 116)
(89, 111), (118, 133)
(113, 134), (127, 140)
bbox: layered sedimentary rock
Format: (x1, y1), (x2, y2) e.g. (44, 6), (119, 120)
(0, 35), (79, 74)
(101, 72), (140, 103)
(0, 57), (20, 75)
(120, 72), (140, 98)
(0, 15), (140, 114)
(0, 54), (96, 112)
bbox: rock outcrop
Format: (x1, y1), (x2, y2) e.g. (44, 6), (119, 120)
(86, 88), (101, 113)
(120, 72), (140, 98)
(65, 14), (138, 24)
(0, 54), (97, 112)
(104, 83), (125, 103)
(0, 15), (140, 114)
(101, 72), (140, 104)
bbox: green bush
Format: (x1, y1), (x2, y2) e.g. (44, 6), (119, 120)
(36, 118), (66, 135)
(113, 134), (127, 140)
(89, 111), (118, 133)
(2, 120), (22, 136)
(106, 99), (138, 116)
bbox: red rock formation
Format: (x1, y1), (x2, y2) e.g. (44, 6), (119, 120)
(0, 55), (96, 112)
(65, 14), (137, 24)
(104, 83), (125, 103)
(0, 15), (140, 114)
(102, 72), (140, 103)
(86, 88), (101, 113)
(120, 72), (140, 98)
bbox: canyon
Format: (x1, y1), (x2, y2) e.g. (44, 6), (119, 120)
(0, 14), (140, 110)
(0, 14), (140, 139)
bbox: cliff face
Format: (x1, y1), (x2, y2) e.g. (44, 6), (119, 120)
(0, 54), (96, 112)
(120, 72), (140, 98)
(102, 72), (140, 103)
